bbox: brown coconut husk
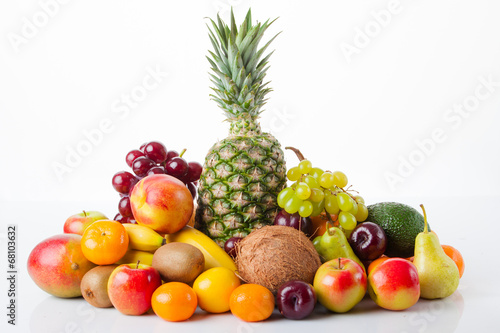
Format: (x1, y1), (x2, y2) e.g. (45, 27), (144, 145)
(235, 225), (321, 294)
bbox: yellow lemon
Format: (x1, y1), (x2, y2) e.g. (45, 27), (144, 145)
(193, 267), (241, 313)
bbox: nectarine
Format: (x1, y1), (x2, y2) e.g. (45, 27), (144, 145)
(130, 174), (194, 234)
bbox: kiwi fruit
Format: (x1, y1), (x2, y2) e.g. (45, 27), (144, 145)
(152, 242), (204, 284)
(80, 265), (118, 308)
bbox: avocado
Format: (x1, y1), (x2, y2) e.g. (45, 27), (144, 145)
(367, 202), (429, 258)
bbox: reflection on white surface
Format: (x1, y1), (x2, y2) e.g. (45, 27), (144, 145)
(401, 292), (464, 333)
(30, 297), (116, 333)
(364, 292), (465, 333)
(28, 291), (464, 333)
(9, 198), (496, 332)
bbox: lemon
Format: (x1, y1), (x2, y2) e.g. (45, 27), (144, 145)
(193, 267), (241, 313)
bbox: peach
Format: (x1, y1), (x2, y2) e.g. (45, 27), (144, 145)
(368, 258), (420, 310)
(27, 234), (96, 298)
(130, 174), (194, 234)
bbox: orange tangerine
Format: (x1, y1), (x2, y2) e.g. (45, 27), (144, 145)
(367, 256), (391, 275)
(229, 284), (274, 322)
(442, 245), (465, 278)
(81, 220), (128, 265)
(151, 282), (197, 322)
(310, 212), (338, 237)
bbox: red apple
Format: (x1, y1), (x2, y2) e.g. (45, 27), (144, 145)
(313, 257), (367, 313)
(107, 263), (162, 315)
(63, 210), (108, 235)
(27, 234), (96, 298)
(130, 174), (194, 234)
(368, 258), (420, 310)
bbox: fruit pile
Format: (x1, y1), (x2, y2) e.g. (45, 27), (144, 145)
(28, 197), (465, 322)
(112, 141), (202, 224)
(28, 191), (243, 320)
(27, 8), (465, 325)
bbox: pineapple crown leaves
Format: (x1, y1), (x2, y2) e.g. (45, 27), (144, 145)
(206, 8), (280, 121)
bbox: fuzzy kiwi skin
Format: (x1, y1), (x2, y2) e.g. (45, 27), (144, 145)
(81, 265), (118, 308)
(152, 242), (205, 284)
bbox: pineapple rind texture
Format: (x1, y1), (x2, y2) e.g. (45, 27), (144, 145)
(195, 133), (286, 246)
(195, 9), (287, 246)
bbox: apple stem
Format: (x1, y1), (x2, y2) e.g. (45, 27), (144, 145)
(136, 260), (140, 269)
(420, 204), (429, 233)
(338, 257), (342, 269)
(285, 146), (305, 161)
(82, 210), (87, 217)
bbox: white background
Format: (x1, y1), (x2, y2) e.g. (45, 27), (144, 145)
(1, 0), (499, 332)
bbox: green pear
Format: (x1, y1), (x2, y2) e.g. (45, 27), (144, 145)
(413, 205), (459, 299)
(315, 227), (365, 271)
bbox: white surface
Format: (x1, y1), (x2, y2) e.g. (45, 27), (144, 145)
(1, 0), (500, 332)
(1, 197), (499, 333)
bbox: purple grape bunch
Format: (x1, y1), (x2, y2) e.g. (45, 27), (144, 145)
(111, 141), (203, 223)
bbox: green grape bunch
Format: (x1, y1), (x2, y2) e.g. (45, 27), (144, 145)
(277, 147), (368, 232)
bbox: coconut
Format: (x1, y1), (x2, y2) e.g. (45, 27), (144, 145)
(235, 225), (321, 294)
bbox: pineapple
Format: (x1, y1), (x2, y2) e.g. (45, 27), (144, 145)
(194, 9), (287, 246)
